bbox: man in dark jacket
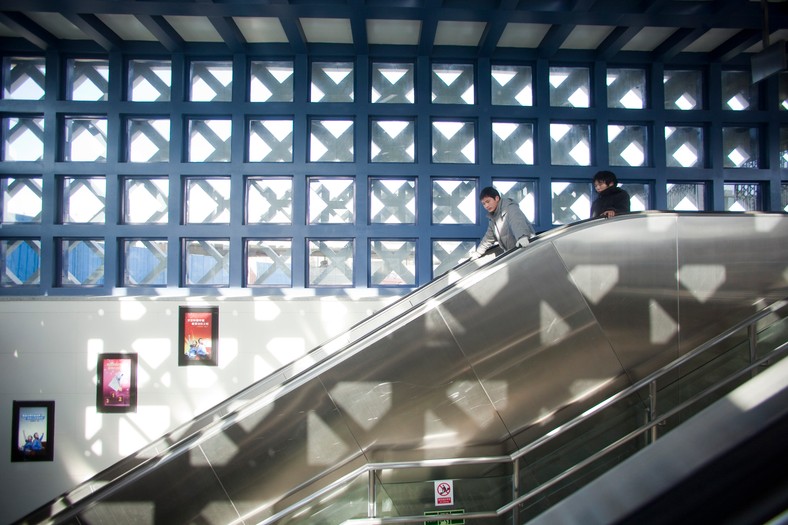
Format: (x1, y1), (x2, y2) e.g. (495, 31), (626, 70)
(591, 170), (630, 218)
(470, 186), (534, 259)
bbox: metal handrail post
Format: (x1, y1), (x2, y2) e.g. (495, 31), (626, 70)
(368, 468), (377, 518)
(648, 380), (658, 444)
(512, 457), (520, 524)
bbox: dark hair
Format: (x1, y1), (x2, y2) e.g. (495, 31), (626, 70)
(592, 170), (618, 186)
(479, 186), (500, 200)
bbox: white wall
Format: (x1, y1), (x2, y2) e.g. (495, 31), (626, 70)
(0, 295), (392, 524)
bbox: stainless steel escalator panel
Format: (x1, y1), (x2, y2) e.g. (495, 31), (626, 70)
(440, 241), (631, 447)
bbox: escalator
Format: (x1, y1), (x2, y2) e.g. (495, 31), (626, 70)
(17, 212), (788, 525)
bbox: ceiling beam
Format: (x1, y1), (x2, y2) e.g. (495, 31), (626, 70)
(652, 27), (707, 62)
(0, 11), (56, 50)
(135, 14), (184, 53)
(207, 16), (247, 54)
(62, 13), (122, 51)
(709, 28), (762, 63)
(596, 25), (642, 61)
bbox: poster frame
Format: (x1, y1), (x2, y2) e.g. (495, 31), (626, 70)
(96, 353), (138, 413)
(11, 400), (55, 462)
(178, 306), (219, 366)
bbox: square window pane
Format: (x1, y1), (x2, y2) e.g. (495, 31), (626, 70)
(607, 68), (646, 109)
(64, 118), (107, 162)
(370, 119), (415, 162)
(492, 121), (534, 164)
(667, 182), (706, 211)
(550, 67), (590, 108)
(2, 177), (42, 223)
(371, 62), (414, 104)
(2, 116), (44, 161)
(250, 60), (293, 102)
(124, 239), (168, 286)
(308, 178), (354, 224)
(124, 178), (168, 224)
(308, 239), (353, 287)
(432, 179), (476, 224)
(67, 59), (109, 101)
(1, 239), (40, 285)
(432, 63), (474, 104)
(249, 119), (293, 162)
(185, 178), (231, 224)
(781, 127), (788, 168)
(722, 127), (759, 168)
(370, 239), (416, 286)
(63, 177), (105, 223)
(246, 239), (292, 286)
(188, 119), (231, 162)
(608, 124), (647, 167)
(246, 178), (292, 224)
(184, 239), (230, 286)
(61, 239), (105, 286)
(127, 118), (170, 162)
(722, 70), (758, 111)
(432, 120), (476, 163)
(781, 183), (788, 212)
(665, 126), (704, 168)
(552, 181), (593, 225)
(432, 239), (476, 278)
(664, 70), (702, 110)
(369, 178), (416, 224)
(311, 61), (354, 102)
(3, 57), (45, 100)
(190, 60), (232, 102)
(724, 183), (761, 212)
(780, 72), (788, 110)
(129, 59), (171, 102)
(491, 64), (532, 106)
(620, 183), (649, 212)
(309, 119), (354, 162)
(550, 123), (591, 166)
(492, 179), (537, 224)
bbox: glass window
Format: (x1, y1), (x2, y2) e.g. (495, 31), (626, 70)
(492, 179), (537, 224)
(550, 123), (591, 166)
(550, 67), (590, 108)
(124, 178), (168, 224)
(309, 118), (354, 162)
(1, 239), (40, 285)
(250, 60), (293, 102)
(2, 57), (45, 100)
(432, 120), (476, 164)
(63, 177), (105, 224)
(184, 239), (230, 286)
(190, 60), (232, 102)
(608, 124), (647, 167)
(2, 177), (42, 223)
(123, 239), (168, 286)
(127, 118), (170, 162)
(491, 64), (532, 106)
(66, 59), (109, 101)
(188, 119), (231, 162)
(64, 117), (107, 162)
(432, 63), (474, 105)
(780, 72), (788, 110)
(724, 183), (761, 212)
(722, 126), (760, 168)
(722, 70), (758, 111)
(607, 68), (646, 109)
(185, 177), (231, 224)
(129, 59), (171, 102)
(620, 183), (650, 212)
(781, 183), (788, 212)
(371, 62), (414, 104)
(552, 181), (593, 225)
(432, 179), (476, 225)
(667, 182), (706, 211)
(308, 239), (354, 287)
(370, 239), (416, 286)
(246, 239), (292, 286)
(60, 238), (105, 286)
(2, 116), (44, 161)
(311, 61), (354, 103)
(370, 119), (415, 163)
(665, 126), (704, 168)
(369, 178), (416, 224)
(781, 126), (788, 168)
(492, 121), (534, 165)
(308, 178), (354, 224)
(249, 119), (293, 162)
(664, 69), (702, 110)
(432, 239), (476, 278)
(246, 178), (292, 224)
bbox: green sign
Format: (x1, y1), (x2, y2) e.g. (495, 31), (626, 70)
(424, 509), (465, 524)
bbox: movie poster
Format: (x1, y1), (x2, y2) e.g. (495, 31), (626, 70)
(179, 306), (219, 366)
(96, 354), (138, 413)
(11, 401), (54, 462)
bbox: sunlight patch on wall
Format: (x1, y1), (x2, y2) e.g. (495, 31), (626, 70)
(267, 337), (306, 366)
(482, 380), (508, 410)
(84, 407), (102, 441)
(118, 406), (171, 456)
(678, 264), (726, 303)
(569, 264), (619, 304)
(423, 409), (460, 447)
(448, 380), (497, 428)
(133, 338), (170, 369)
(331, 381), (392, 431)
(540, 301), (570, 346)
(119, 298), (147, 320)
(319, 297), (351, 337)
(307, 411), (349, 466)
(254, 299), (282, 321)
(219, 337), (238, 368)
(187, 366), (218, 388)
(86, 338), (104, 371)
(649, 299), (678, 344)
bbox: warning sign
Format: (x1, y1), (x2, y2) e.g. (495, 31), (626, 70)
(434, 479), (454, 506)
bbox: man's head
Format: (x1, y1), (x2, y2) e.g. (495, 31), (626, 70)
(593, 170), (618, 193)
(480, 186), (501, 213)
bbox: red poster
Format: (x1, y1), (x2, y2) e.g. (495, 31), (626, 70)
(179, 307), (219, 366)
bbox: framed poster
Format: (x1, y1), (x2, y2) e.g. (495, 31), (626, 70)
(11, 400), (55, 462)
(178, 306), (219, 366)
(96, 353), (138, 413)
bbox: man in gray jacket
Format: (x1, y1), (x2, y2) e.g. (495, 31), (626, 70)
(470, 186), (534, 260)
